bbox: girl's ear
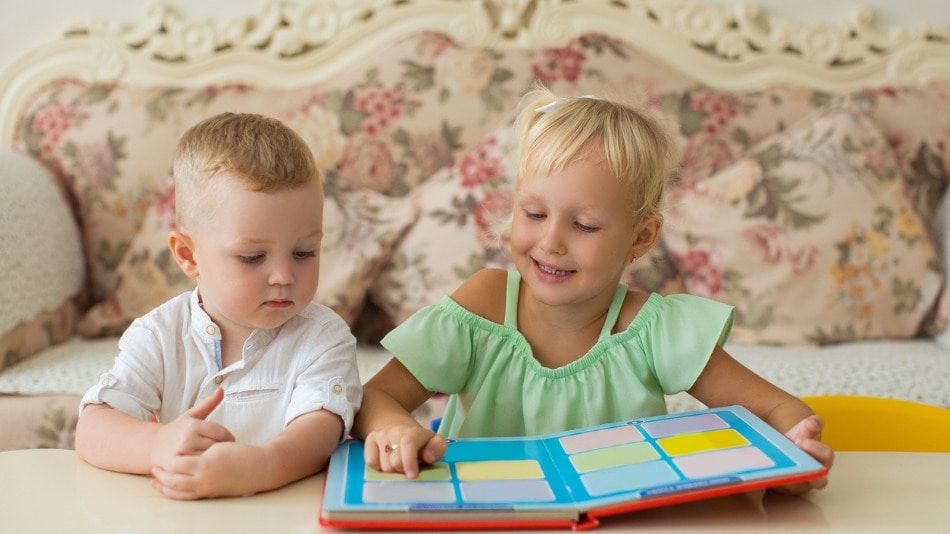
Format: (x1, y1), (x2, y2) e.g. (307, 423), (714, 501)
(168, 230), (200, 279)
(628, 214), (663, 262)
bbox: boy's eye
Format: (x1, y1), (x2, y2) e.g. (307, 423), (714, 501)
(240, 254), (265, 264)
(294, 250), (317, 260)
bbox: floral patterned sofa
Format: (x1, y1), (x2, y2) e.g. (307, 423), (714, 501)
(2, 0), (950, 451)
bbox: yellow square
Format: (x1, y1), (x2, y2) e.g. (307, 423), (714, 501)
(456, 460), (544, 481)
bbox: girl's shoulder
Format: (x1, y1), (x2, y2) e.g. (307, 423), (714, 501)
(450, 268), (509, 324)
(614, 287), (655, 333)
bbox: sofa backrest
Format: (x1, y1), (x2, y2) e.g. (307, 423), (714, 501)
(3, 0), (950, 347)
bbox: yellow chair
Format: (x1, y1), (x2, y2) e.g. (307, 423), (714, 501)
(802, 395), (950, 452)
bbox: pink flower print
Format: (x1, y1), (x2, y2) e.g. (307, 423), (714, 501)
(352, 86), (403, 136)
(416, 32), (452, 60)
(863, 143), (892, 174)
(861, 86), (900, 101)
(410, 131), (455, 180)
(790, 245), (818, 275)
(679, 136), (736, 185)
(690, 91), (740, 136)
(338, 135), (396, 192)
(743, 223), (786, 264)
(676, 248), (723, 297)
(883, 128), (913, 167)
(474, 189), (514, 247)
(458, 137), (504, 188)
(532, 48), (586, 84)
(203, 84), (251, 96)
(31, 104), (72, 159)
(155, 185), (177, 229)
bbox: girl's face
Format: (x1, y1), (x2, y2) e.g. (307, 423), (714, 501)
(510, 154), (639, 308)
(187, 176), (323, 342)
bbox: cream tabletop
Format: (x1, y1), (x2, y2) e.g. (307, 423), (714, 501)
(0, 449), (947, 533)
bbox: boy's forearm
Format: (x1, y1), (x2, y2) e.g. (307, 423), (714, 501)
(257, 409), (344, 492)
(75, 405), (159, 474)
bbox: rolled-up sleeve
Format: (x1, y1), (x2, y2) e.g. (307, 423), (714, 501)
(79, 320), (165, 420)
(285, 312), (361, 441)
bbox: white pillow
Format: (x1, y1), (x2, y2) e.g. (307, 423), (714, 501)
(0, 149), (84, 336)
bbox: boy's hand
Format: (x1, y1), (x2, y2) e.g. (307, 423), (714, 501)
(150, 387), (235, 471)
(150, 441), (264, 499)
(775, 415), (834, 495)
(364, 424), (448, 480)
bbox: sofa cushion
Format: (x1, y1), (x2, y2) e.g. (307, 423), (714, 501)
(75, 185), (418, 337)
(664, 108), (944, 345)
(0, 149), (84, 371)
(839, 86), (950, 336)
(369, 127), (518, 324)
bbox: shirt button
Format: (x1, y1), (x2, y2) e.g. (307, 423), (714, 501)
(205, 325), (217, 336)
(332, 384), (343, 394)
(100, 374), (116, 387)
(214, 376), (224, 385)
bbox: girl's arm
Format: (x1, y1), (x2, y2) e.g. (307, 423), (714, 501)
(351, 358), (447, 479)
(688, 346), (834, 494)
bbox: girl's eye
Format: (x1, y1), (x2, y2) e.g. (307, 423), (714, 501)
(294, 250), (317, 260)
(576, 223), (598, 233)
(240, 254), (265, 264)
(524, 210), (545, 220)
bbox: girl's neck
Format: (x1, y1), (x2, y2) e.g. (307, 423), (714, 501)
(517, 289), (613, 369)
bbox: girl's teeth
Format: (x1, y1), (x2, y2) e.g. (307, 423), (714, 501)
(540, 264), (569, 276)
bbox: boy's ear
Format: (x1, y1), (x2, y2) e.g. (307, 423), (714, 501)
(628, 214), (663, 262)
(168, 230), (200, 279)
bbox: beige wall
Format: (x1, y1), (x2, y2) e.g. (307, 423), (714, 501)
(2, 0), (949, 79)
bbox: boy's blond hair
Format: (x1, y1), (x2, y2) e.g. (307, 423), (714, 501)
(514, 86), (677, 224)
(173, 112), (320, 230)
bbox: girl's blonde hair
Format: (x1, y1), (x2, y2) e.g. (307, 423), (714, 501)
(173, 112), (320, 230)
(514, 86), (677, 223)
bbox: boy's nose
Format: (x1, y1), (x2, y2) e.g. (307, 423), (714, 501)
(268, 261), (295, 285)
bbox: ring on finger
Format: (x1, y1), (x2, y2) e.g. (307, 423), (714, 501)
(384, 443), (400, 454)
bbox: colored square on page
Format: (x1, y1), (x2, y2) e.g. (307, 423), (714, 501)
(460, 479), (556, 503)
(569, 441), (660, 473)
(674, 446), (775, 478)
(456, 460), (544, 481)
(641, 413), (729, 438)
(365, 462), (451, 481)
(559, 425), (645, 454)
(657, 429), (749, 456)
(363, 481), (457, 503)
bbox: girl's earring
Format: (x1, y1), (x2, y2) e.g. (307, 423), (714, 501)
(628, 256), (637, 264)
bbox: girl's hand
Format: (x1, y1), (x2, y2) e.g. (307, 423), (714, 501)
(775, 415), (834, 495)
(364, 424), (448, 479)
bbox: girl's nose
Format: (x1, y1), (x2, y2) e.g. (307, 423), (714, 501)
(540, 222), (567, 255)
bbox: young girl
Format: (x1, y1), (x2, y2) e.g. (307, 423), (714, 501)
(352, 88), (832, 494)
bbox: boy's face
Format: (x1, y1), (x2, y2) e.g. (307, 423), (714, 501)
(510, 154), (638, 309)
(184, 175), (323, 339)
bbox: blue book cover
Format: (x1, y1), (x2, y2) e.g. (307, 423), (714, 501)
(320, 405), (827, 530)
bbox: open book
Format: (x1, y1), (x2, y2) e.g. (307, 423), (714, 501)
(320, 405), (827, 530)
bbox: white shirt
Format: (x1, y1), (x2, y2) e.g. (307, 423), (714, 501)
(80, 290), (362, 445)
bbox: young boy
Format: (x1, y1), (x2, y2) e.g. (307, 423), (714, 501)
(75, 112), (361, 500)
